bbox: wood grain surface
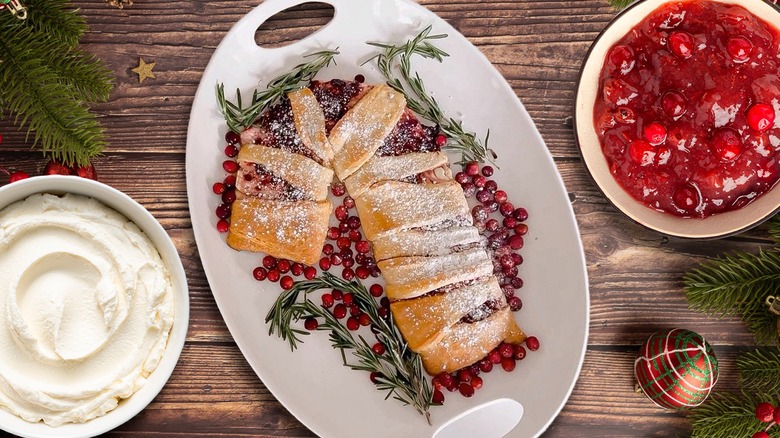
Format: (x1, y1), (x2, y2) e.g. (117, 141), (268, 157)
(0, 1), (775, 437)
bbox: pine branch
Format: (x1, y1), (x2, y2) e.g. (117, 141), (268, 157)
(689, 391), (780, 438)
(0, 18), (110, 166)
(738, 347), (780, 394)
(769, 214), (780, 245)
(23, 0), (87, 46)
(684, 250), (780, 344)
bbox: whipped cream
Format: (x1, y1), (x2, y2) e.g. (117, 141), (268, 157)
(0, 193), (174, 426)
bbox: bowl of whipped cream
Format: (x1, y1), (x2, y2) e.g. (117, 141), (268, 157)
(0, 175), (189, 438)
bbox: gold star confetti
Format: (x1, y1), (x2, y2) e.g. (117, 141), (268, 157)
(132, 58), (156, 83)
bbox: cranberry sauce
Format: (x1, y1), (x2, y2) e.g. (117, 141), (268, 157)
(310, 78), (364, 132)
(594, 1), (780, 218)
(377, 109), (440, 156)
(250, 97), (320, 162)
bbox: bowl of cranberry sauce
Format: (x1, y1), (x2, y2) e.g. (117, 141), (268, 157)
(575, 0), (780, 238)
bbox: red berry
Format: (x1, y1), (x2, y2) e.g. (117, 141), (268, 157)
(608, 45), (635, 74)
(514, 345), (527, 360)
(223, 174), (236, 187)
(372, 343), (385, 355)
(774, 406), (780, 424)
(73, 164), (98, 180)
(668, 31), (694, 59)
(514, 223), (528, 236)
(756, 402), (775, 422)
(488, 349), (502, 364)
(507, 235), (524, 250)
(356, 266), (371, 279)
(484, 179), (498, 193)
(343, 196), (355, 209)
(464, 162), (480, 176)
(432, 389), (445, 405)
(342, 267), (355, 281)
(661, 90), (686, 118)
(291, 263), (304, 276)
(333, 303), (347, 319)
(512, 208), (528, 222)
(262, 255), (277, 269)
(44, 160), (71, 176)
(478, 358), (493, 373)
(747, 103), (775, 132)
(266, 269), (280, 282)
(752, 432), (770, 438)
(499, 342), (514, 358)
(727, 36), (752, 63)
(455, 172), (469, 184)
(280, 275), (294, 290)
(711, 128), (742, 162)
(332, 289), (344, 301)
(470, 375), (483, 390)
(224, 144), (239, 157)
(672, 184), (700, 212)
(321, 293), (334, 308)
(335, 205), (348, 221)
(499, 202), (515, 217)
(525, 336), (540, 351)
(276, 259), (291, 273)
(359, 313), (371, 326)
(222, 160), (239, 173)
(457, 369), (472, 383)
(8, 170), (29, 183)
(319, 257), (331, 271)
(643, 122), (667, 145)
(304, 266), (317, 280)
(486, 219), (500, 232)
(212, 182), (226, 194)
(322, 243), (334, 255)
(346, 316), (360, 331)
(216, 219), (229, 233)
(628, 140), (656, 166)
(304, 317), (318, 331)
(336, 236), (351, 250)
(369, 284), (384, 297)
(481, 166), (494, 177)
(500, 357), (516, 372)
(327, 227), (340, 240)
(225, 131), (240, 145)
(493, 190), (508, 204)
(331, 183), (346, 197)
(369, 372), (381, 384)
(508, 296), (523, 311)
(252, 267), (267, 281)
(473, 175), (486, 188)
(435, 134), (447, 147)
(458, 382), (475, 397)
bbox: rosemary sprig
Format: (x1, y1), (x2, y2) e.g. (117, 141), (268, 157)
(265, 273), (434, 423)
(366, 26), (497, 165)
(216, 49), (339, 133)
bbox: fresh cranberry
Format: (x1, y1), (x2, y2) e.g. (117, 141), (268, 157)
(333, 289), (344, 301)
(499, 342), (514, 358)
(511, 276), (524, 289)
(321, 293), (334, 308)
(747, 103), (775, 132)
(276, 259), (290, 273)
(475, 190), (491, 203)
(222, 160), (238, 173)
(752, 432), (770, 438)
(727, 36), (752, 63)
(488, 349), (502, 364)
(343, 196), (355, 209)
(280, 275), (294, 290)
(252, 267), (267, 281)
(512, 208), (528, 222)
(711, 128), (742, 162)
(371, 343), (385, 355)
(525, 336), (540, 351)
(667, 31), (694, 59)
(44, 160), (71, 175)
(223, 174), (236, 187)
(484, 179), (498, 193)
(514, 223), (528, 236)
(458, 382), (475, 397)
(225, 131), (240, 145)
(8, 170), (30, 183)
(342, 267), (355, 281)
(481, 166), (494, 177)
(333, 303), (347, 319)
(73, 164), (98, 180)
(461, 182), (476, 197)
(334, 205), (348, 221)
(508, 296), (523, 311)
(464, 162), (480, 176)
(336, 236), (351, 250)
(661, 90), (686, 118)
(514, 345), (527, 360)
(212, 182), (226, 194)
(756, 402), (775, 422)
(369, 372), (381, 384)
(435, 134), (447, 147)
(262, 255), (277, 269)
(457, 368), (473, 383)
(643, 122), (667, 145)
(319, 257), (331, 271)
(346, 316), (360, 331)
(348, 229), (362, 242)
(507, 235), (524, 250)
(455, 172), (469, 184)
(355, 266), (370, 279)
(304, 266), (317, 280)
(216, 219), (229, 233)
(470, 375), (483, 390)
(331, 183), (346, 197)
(432, 389), (445, 405)
(499, 202), (515, 217)
(501, 357), (516, 372)
(775, 406), (780, 424)
(303, 317), (318, 331)
(224, 144), (239, 157)
(266, 269), (280, 282)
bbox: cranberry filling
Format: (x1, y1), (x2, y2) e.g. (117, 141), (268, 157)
(242, 97), (320, 162)
(310, 79), (364, 133)
(377, 109), (440, 156)
(460, 299), (504, 324)
(594, 1), (780, 218)
(236, 162), (305, 201)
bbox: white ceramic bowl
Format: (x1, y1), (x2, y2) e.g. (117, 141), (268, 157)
(0, 175), (189, 438)
(575, 0), (780, 239)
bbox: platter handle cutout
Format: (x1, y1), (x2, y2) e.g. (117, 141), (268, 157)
(432, 398), (524, 438)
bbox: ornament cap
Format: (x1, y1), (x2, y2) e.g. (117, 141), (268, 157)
(765, 295), (780, 316)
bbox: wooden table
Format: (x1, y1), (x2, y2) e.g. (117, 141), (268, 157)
(0, 1), (773, 436)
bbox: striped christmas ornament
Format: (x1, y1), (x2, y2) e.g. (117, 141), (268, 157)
(634, 328), (718, 410)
